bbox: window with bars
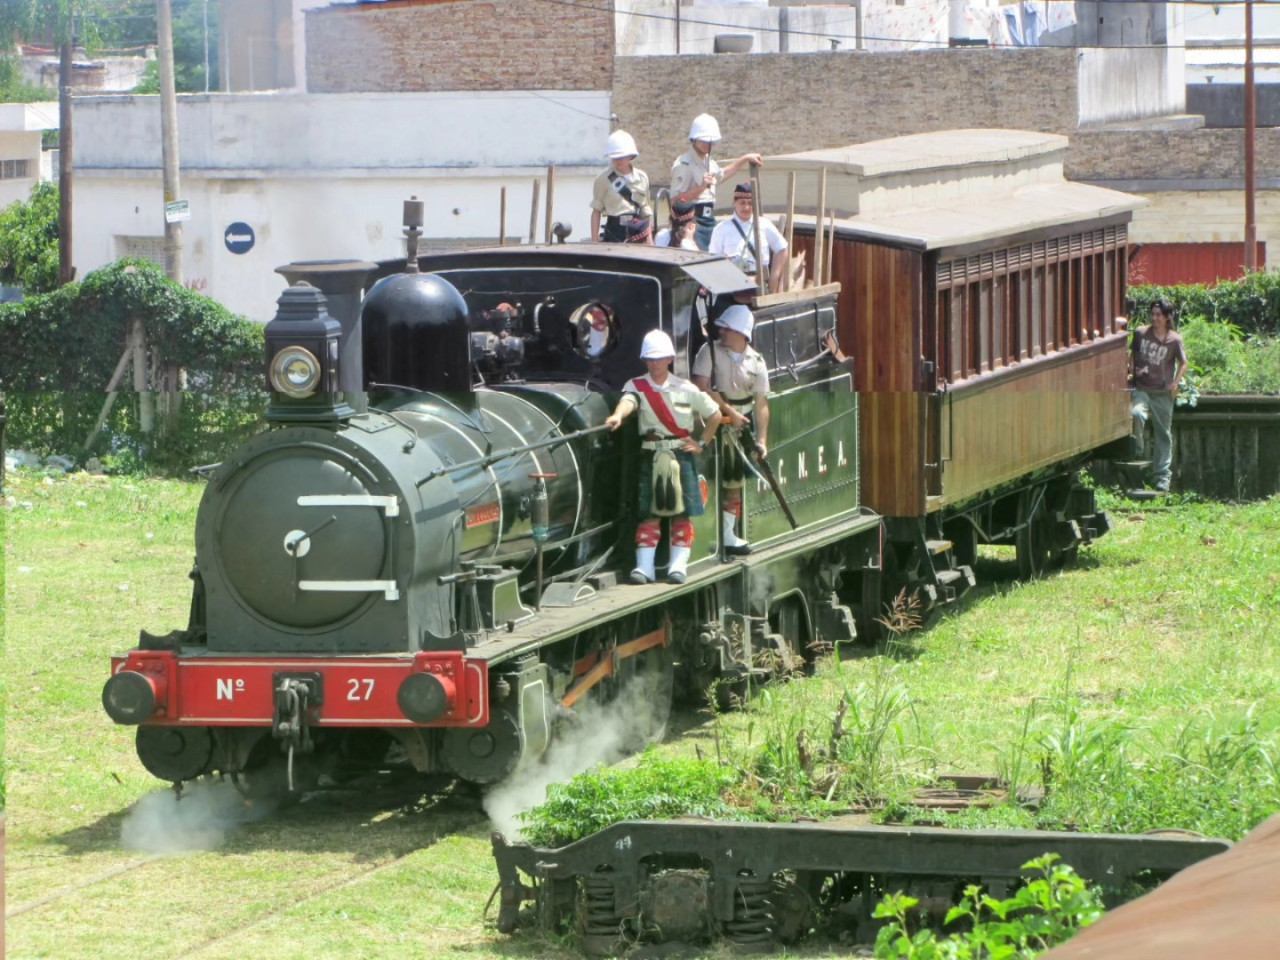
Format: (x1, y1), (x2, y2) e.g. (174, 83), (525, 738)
(0, 159), (31, 179)
(935, 226), (1128, 383)
(115, 236), (169, 273)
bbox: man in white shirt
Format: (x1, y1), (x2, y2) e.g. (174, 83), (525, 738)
(708, 183), (788, 293)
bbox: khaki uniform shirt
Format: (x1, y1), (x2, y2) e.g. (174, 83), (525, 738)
(670, 149), (724, 206)
(591, 167), (653, 220)
(622, 373), (719, 435)
(692, 342), (770, 402)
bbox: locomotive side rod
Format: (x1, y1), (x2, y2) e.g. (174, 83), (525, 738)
(416, 423), (612, 485)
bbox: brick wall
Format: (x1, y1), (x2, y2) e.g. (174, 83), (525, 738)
(613, 49), (1081, 185)
(615, 50), (1274, 189)
(1068, 128), (1280, 182)
(306, 0), (614, 93)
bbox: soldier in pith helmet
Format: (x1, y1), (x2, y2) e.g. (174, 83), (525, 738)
(692, 304), (770, 556)
(670, 113), (764, 251)
(605, 330), (722, 584)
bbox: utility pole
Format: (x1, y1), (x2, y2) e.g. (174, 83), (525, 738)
(158, 0), (183, 285)
(57, 34), (74, 286)
(1244, 0), (1258, 271)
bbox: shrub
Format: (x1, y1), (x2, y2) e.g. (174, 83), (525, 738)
(0, 180), (59, 295)
(1130, 271), (1280, 338)
(0, 259), (266, 473)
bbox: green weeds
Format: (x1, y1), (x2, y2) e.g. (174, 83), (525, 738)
(873, 854), (1104, 960)
(517, 753), (742, 847)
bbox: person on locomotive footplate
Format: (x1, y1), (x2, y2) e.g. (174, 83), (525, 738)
(605, 330), (723, 585)
(692, 304), (769, 556)
(670, 113), (764, 251)
(590, 130), (654, 244)
(1130, 299), (1187, 493)
(655, 200), (700, 250)
(708, 183), (789, 293)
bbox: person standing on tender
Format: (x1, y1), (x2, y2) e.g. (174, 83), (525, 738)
(692, 304), (769, 556)
(670, 114), (764, 251)
(1130, 300), (1188, 492)
(605, 330), (723, 584)
(590, 130), (653, 244)
(708, 183), (789, 293)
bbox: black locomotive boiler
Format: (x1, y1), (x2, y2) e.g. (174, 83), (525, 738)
(103, 236), (878, 795)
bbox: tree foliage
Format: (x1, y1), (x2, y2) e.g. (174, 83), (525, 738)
(0, 180), (60, 295)
(1, 0), (219, 94)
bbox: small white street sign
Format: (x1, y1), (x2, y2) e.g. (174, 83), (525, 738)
(165, 200), (190, 224)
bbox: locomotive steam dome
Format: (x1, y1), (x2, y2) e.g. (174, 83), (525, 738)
(362, 272), (471, 393)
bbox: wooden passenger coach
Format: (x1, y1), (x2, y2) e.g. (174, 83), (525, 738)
(764, 130), (1141, 585)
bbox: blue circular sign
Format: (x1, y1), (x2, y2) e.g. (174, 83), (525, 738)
(224, 222), (255, 255)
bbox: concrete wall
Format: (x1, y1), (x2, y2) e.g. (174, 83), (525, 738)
(219, 0), (295, 92)
(615, 1), (863, 55)
(1126, 190), (1280, 246)
(306, 0), (614, 93)
(1188, 83), (1280, 128)
(73, 92), (609, 172)
(1077, 47), (1184, 126)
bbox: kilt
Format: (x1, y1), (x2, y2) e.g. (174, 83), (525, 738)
(636, 449), (704, 518)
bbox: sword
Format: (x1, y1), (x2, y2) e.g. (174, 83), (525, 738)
(736, 420), (798, 529)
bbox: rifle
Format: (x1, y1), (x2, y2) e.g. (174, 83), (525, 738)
(736, 419), (798, 530)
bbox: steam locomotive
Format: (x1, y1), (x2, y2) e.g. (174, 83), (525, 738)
(102, 220), (879, 795)
(103, 150), (1131, 795)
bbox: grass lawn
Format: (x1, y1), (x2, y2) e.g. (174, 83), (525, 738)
(4, 471), (1279, 959)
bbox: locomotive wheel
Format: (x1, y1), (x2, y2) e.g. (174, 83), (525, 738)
(616, 638), (674, 748)
(1015, 487), (1054, 580)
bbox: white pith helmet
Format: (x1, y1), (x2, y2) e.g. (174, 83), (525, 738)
(716, 304), (754, 342)
(640, 329), (676, 359)
(605, 130), (639, 159)
(688, 114), (722, 143)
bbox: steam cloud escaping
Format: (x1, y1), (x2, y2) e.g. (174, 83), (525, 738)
(484, 679), (665, 842)
(121, 779), (274, 854)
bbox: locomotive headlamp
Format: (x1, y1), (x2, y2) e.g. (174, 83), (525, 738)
(264, 281), (351, 423)
(270, 345), (322, 398)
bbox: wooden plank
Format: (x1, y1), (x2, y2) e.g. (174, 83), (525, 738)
(1233, 423), (1259, 500)
(940, 339), (1130, 505)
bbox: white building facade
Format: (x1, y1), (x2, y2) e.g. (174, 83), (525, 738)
(0, 102), (59, 208)
(71, 91), (608, 320)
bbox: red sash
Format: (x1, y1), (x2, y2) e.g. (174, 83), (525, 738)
(633, 378), (690, 439)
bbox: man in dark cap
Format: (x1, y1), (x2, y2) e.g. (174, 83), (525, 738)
(655, 201), (699, 250)
(624, 218), (653, 244)
(708, 183), (788, 292)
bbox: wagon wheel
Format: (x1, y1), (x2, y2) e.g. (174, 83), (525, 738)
(1015, 486), (1055, 580)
